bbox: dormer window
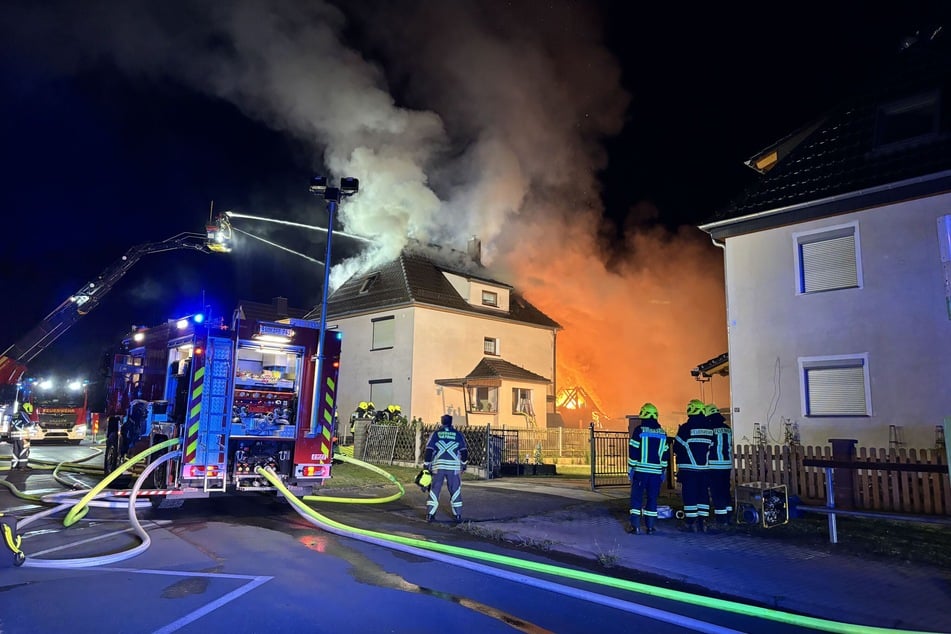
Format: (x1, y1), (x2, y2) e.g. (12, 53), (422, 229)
(481, 290), (498, 307)
(874, 90), (940, 150)
(360, 273), (380, 294)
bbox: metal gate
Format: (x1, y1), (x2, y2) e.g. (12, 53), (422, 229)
(589, 424), (629, 489)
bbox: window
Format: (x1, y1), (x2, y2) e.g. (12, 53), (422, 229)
(371, 316), (394, 350)
(512, 388), (535, 416)
(468, 386), (497, 413)
(794, 223), (862, 294)
(481, 290), (498, 307)
(875, 91), (939, 149)
(369, 379), (393, 408)
(799, 354), (871, 416)
(483, 337), (499, 355)
(359, 273), (380, 294)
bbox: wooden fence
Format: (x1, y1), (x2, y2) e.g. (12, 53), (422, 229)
(734, 444), (951, 515)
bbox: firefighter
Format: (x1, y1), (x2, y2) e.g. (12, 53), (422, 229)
(704, 403), (734, 527)
(673, 399), (714, 532)
(349, 401), (370, 437)
(625, 403), (669, 535)
(424, 414), (469, 523)
(10, 409), (31, 470)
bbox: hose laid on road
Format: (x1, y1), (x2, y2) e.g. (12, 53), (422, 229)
(259, 463), (939, 634)
(20, 449), (181, 568)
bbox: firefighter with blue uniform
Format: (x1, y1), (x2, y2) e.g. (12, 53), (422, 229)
(704, 402), (734, 527)
(625, 403), (669, 535)
(10, 403), (32, 470)
(424, 414), (469, 523)
(673, 399), (714, 532)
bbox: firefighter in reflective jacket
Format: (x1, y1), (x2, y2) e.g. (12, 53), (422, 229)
(704, 403), (734, 526)
(424, 414), (469, 523)
(673, 399), (714, 532)
(10, 404), (32, 470)
(626, 403), (669, 535)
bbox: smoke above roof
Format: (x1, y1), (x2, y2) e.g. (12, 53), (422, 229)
(1, 0), (728, 420)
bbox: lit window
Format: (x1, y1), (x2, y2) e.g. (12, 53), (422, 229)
(484, 337), (499, 355)
(371, 316), (394, 350)
(794, 223), (862, 294)
(482, 290), (498, 307)
(799, 354), (871, 416)
(468, 386), (497, 413)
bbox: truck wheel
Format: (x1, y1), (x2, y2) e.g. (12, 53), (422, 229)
(104, 433), (119, 474)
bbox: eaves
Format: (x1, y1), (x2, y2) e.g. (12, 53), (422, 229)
(700, 169), (951, 240)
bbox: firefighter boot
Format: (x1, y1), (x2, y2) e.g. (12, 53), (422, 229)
(645, 517), (656, 535)
(697, 518), (706, 533)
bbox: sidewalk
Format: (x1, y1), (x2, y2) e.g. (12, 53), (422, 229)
(465, 479), (951, 633)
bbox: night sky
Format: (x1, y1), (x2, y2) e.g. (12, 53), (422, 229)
(0, 1), (943, 412)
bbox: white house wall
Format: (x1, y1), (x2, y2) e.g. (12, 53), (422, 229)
(332, 306), (556, 429)
(411, 307), (555, 427)
(724, 193), (951, 448)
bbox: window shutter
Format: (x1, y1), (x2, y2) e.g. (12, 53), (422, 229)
(801, 234), (857, 292)
(372, 317), (394, 348)
(806, 366), (867, 415)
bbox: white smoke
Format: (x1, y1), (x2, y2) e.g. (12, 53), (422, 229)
(0, 0), (628, 284)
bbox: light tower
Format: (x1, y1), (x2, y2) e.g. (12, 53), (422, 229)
(307, 175), (359, 436)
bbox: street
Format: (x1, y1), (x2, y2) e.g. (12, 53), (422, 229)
(1, 442), (833, 633)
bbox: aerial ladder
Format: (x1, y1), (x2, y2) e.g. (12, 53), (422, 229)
(0, 216), (233, 387)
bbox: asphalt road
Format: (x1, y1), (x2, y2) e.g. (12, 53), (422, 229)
(0, 442), (828, 633)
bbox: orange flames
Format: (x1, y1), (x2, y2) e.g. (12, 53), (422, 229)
(497, 204), (729, 430)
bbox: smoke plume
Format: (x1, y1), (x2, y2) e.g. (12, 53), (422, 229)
(1, 0), (728, 421)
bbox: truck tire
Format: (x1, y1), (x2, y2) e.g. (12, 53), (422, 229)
(104, 433), (119, 474)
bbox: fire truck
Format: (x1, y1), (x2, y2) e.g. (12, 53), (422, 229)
(102, 309), (341, 505)
(15, 376), (90, 443)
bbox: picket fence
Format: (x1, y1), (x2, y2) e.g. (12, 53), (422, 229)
(733, 444), (951, 515)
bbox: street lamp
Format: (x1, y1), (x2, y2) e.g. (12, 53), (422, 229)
(308, 175), (359, 437)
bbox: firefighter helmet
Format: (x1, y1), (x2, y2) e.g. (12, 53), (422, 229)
(358, 401), (368, 410)
(686, 399), (705, 415)
(366, 402), (375, 411)
(415, 469), (432, 493)
(638, 403), (658, 419)
(702, 403), (719, 416)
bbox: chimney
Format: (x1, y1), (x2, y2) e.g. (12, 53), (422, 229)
(272, 296), (289, 318)
(467, 236), (482, 265)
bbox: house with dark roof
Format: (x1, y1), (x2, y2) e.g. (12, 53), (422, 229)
(306, 240), (561, 428)
(699, 28), (951, 448)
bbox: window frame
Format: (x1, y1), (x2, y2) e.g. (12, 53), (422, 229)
(511, 387), (534, 416)
(483, 337), (499, 356)
(369, 378), (393, 408)
(798, 353), (871, 417)
(792, 221), (863, 295)
(481, 290), (499, 307)
(371, 315), (395, 351)
(467, 386), (498, 413)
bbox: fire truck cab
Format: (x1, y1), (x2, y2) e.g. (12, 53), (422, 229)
(103, 311), (341, 503)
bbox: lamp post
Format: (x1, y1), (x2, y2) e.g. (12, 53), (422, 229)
(308, 175), (359, 436)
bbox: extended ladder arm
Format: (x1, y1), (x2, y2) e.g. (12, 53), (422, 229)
(0, 220), (232, 384)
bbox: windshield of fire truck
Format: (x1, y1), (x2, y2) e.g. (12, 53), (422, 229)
(32, 380), (87, 408)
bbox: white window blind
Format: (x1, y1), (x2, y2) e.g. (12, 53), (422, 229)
(802, 358), (869, 416)
(372, 316), (394, 349)
(800, 233), (858, 293)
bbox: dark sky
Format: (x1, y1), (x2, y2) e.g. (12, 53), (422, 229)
(0, 1), (942, 385)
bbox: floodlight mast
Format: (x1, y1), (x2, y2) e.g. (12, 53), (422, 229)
(308, 175), (359, 437)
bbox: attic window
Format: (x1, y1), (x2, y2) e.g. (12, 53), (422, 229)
(874, 91), (940, 149)
(481, 290), (499, 307)
(359, 273), (380, 294)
